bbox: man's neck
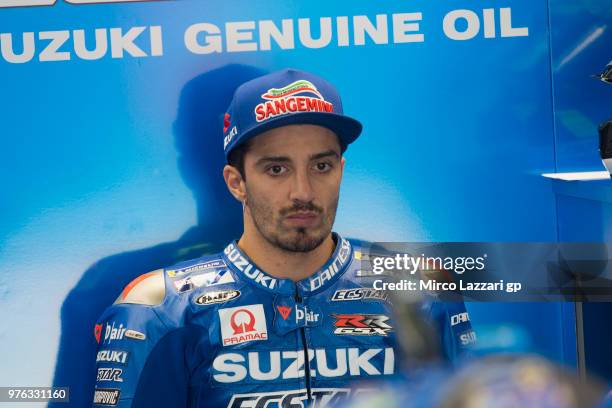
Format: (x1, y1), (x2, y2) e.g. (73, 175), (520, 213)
(237, 232), (336, 282)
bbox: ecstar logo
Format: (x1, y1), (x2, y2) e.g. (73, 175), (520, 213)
(254, 80), (333, 122)
(331, 288), (389, 302)
(97, 368), (123, 382)
(219, 304), (268, 346)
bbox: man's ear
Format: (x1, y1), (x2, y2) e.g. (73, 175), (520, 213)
(223, 165), (246, 203)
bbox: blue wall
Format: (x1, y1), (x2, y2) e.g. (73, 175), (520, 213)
(1, 0), (608, 405)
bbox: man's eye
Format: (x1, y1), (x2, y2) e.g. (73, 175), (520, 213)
(266, 165), (287, 176)
(314, 162), (332, 172)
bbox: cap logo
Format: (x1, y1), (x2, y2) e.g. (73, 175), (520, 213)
(262, 80), (322, 100)
(254, 79), (334, 122)
(223, 113), (231, 133)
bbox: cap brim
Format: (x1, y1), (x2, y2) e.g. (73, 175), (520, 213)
(234, 112), (362, 154)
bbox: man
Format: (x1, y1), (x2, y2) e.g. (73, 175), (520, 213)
(91, 68), (473, 407)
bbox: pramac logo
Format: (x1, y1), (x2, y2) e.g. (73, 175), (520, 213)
(0, 0), (161, 8)
(254, 79), (334, 122)
(230, 308), (256, 334)
(219, 304), (268, 346)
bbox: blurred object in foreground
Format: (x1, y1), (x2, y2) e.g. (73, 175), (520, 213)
(468, 324), (532, 355)
(438, 355), (605, 408)
(342, 354), (607, 408)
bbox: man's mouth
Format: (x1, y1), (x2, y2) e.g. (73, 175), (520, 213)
(284, 211), (320, 226)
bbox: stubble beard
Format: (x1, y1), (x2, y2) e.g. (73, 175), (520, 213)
(245, 187), (339, 253)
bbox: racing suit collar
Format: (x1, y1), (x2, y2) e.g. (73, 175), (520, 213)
(222, 233), (353, 295)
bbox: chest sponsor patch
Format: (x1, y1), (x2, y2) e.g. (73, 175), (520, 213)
(219, 304), (268, 346)
(331, 288), (389, 302)
(166, 259), (226, 278)
(212, 347), (395, 383)
(333, 314), (392, 336)
(195, 289), (241, 305)
(173, 270), (234, 293)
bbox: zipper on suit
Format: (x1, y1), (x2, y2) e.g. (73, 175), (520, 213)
(295, 287), (313, 403)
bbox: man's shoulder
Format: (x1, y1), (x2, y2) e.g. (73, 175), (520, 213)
(114, 251), (235, 305)
(114, 269), (166, 306)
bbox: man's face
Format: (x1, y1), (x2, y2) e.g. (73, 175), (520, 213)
(242, 124), (344, 252)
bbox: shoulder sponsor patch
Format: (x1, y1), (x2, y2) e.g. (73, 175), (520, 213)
(195, 289), (241, 306)
(93, 388), (120, 406)
(173, 270), (234, 294)
(219, 304), (268, 346)
(102, 322), (145, 344)
(166, 259), (227, 278)
(124, 329), (146, 340)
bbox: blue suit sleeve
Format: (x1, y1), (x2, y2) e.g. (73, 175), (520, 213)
(427, 301), (476, 363)
(91, 304), (189, 407)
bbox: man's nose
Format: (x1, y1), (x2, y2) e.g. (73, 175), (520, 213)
(289, 168), (315, 203)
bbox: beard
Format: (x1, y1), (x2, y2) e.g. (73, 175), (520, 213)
(244, 187), (338, 253)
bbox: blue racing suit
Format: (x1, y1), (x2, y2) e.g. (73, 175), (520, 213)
(91, 234), (474, 407)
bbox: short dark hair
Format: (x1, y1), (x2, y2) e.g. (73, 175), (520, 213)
(226, 139), (252, 179)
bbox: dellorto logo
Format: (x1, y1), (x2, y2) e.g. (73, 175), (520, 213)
(254, 80), (333, 122)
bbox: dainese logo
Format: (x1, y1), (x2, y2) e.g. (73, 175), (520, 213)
(94, 323), (103, 344)
(276, 305), (292, 320)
